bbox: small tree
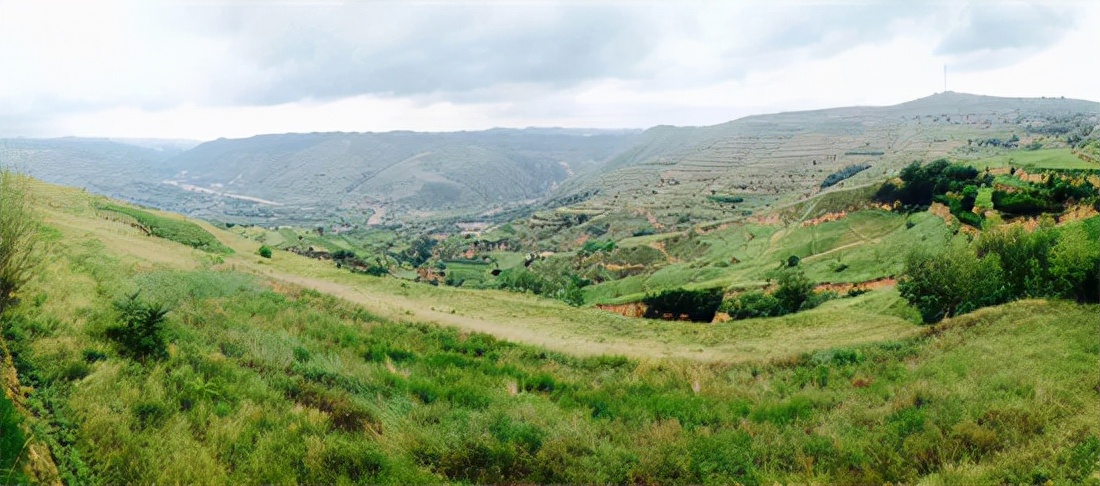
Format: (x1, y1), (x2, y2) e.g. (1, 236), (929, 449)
(0, 170), (39, 314)
(258, 245), (273, 258)
(106, 292), (171, 362)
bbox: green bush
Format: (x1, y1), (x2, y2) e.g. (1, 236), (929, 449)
(257, 245), (273, 258)
(975, 226), (1056, 298)
(722, 271), (830, 320)
(722, 290), (783, 319)
(1048, 225), (1100, 302)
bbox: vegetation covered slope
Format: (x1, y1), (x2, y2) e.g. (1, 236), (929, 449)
(1, 171), (1097, 485)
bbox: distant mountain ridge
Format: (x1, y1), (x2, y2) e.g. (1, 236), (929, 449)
(2, 93), (1096, 227)
(159, 128), (641, 223)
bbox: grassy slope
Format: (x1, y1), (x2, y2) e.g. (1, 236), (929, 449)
(5, 234), (1097, 483)
(5, 179), (1097, 483)
(585, 209), (956, 304)
(28, 180), (920, 362)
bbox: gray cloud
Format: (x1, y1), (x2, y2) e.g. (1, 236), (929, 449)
(936, 3), (1074, 56)
(193, 4), (657, 105)
(740, 3), (932, 55)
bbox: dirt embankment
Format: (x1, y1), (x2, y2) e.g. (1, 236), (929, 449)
(596, 302), (647, 318)
(1058, 204), (1100, 224)
(814, 277), (897, 294)
(801, 211), (847, 227)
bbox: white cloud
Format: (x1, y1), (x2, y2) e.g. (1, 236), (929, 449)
(1, 1), (1096, 140)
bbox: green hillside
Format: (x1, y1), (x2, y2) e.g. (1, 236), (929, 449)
(1, 179), (1097, 484)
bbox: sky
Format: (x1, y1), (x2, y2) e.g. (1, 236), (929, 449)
(1, 1), (1097, 141)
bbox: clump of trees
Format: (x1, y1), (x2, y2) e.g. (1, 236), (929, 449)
(332, 249), (388, 276)
(496, 266), (588, 307)
(0, 170), (39, 315)
(578, 239), (616, 256)
(875, 159), (992, 228)
(969, 134), (1019, 148)
(876, 159), (989, 209)
(820, 163), (871, 189)
(720, 270), (835, 320)
(643, 288), (724, 322)
(990, 174), (1096, 216)
(899, 222), (1099, 323)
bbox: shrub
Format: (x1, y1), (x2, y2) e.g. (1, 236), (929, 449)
(580, 239), (617, 255)
(801, 290), (838, 310)
(786, 255), (801, 267)
(331, 249), (356, 261)
(955, 210), (983, 229)
(975, 226), (1056, 298)
(258, 245), (273, 258)
(104, 292), (171, 361)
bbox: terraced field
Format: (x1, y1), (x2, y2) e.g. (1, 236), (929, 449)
(557, 93), (1099, 228)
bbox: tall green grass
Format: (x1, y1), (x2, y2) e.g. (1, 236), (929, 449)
(3, 231), (1097, 484)
(0, 394), (30, 483)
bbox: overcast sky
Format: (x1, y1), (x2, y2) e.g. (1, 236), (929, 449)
(2, 1), (1097, 140)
